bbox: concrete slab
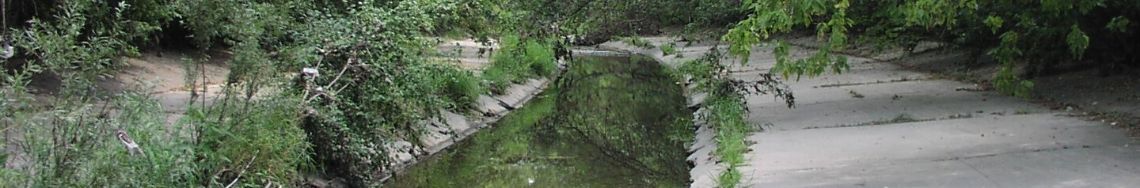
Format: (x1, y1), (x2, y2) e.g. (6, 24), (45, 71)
(494, 78), (547, 108)
(418, 122), (454, 154)
(476, 95), (508, 116)
(747, 88), (1046, 131)
(440, 110), (475, 136)
(730, 62), (931, 92)
(749, 145), (1140, 188)
(960, 145), (1140, 188)
(689, 114), (727, 188)
(689, 92), (708, 108)
(745, 79), (975, 108)
(435, 39), (497, 70)
(748, 157), (998, 188)
(745, 113), (1129, 172)
(609, 36), (1140, 188)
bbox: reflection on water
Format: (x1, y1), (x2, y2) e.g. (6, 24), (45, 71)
(388, 55), (692, 187)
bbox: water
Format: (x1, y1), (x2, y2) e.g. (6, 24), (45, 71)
(388, 55), (692, 187)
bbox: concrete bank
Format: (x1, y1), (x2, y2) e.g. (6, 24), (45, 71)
(607, 36), (1140, 188)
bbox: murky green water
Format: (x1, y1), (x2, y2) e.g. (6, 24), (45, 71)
(388, 55), (692, 187)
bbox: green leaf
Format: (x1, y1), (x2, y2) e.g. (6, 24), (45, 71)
(1066, 24), (1089, 59)
(1107, 16), (1131, 33)
(984, 16), (1004, 34)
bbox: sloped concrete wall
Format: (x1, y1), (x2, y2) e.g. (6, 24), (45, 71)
(596, 38), (726, 187)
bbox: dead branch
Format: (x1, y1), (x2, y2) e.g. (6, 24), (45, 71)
(323, 54), (355, 90)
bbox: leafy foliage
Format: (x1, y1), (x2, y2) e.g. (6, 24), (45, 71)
(679, 47), (794, 188)
(455, 0), (744, 45)
(427, 63), (486, 111)
(3, 0), (485, 187)
(483, 34), (557, 94)
(726, 0), (1140, 97)
(661, 43), (678, 56)
(282, 2), (492, 186)
(724, 0), (853, 80)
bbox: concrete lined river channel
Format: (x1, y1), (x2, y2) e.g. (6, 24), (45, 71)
(388, 55), (693, 187)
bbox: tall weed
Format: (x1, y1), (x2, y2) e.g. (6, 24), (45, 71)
(484, 34), (558, 93)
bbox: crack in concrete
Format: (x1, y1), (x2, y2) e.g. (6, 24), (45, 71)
(932, 145), (1097, 162)
(957, 159), (1003, 187)
(803, 113), (977, 130)
(814, 77), (932, 88)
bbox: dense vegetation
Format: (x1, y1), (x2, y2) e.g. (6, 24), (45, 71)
(3, 0), (1139, 187)
(1, 0), (489, 187)
(725, 0), (1140, 97)
(483, 34), (557, 94)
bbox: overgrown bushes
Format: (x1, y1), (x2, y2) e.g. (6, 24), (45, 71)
(427, 63), (486, 111)
(483, 34), (557, 94)
(282, 2), (493, 186)
(190, 94), (312, 187)
(725, 0), (1140, 96)
(2, 0), (484, 187)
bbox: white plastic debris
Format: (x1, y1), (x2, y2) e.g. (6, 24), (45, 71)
(302, 67), (319, 78)
(0, 44), (13, 59)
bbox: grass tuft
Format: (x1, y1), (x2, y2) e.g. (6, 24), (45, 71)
(707, 94), (749, 188)
(484, 34), (558, 94)
(426, 63), (487, 111)
(619, 37), (656, 49)
(661, 43), (678, 56)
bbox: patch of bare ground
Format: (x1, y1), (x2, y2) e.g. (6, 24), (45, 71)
(110, 51), (231, 127)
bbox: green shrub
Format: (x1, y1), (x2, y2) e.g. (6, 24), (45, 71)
(5, 0), (478, 187)
(191, 94), (312, 187)
(484, 34), (558, 94)
(707, 94), (747, 188)
(618, 36), (656, 49)
(486, 35), (527, 93)
(282, 2), (481, 186)
(523, 40), (557, 77)
(426, 63), (486, 111)
(661, 43), (678, 56)
(482, 65), (516, 94)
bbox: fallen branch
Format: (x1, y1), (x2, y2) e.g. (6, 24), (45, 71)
(323, 54), (355, 91)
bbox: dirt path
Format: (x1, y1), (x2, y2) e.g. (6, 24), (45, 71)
(605, 37), (1140, 188)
